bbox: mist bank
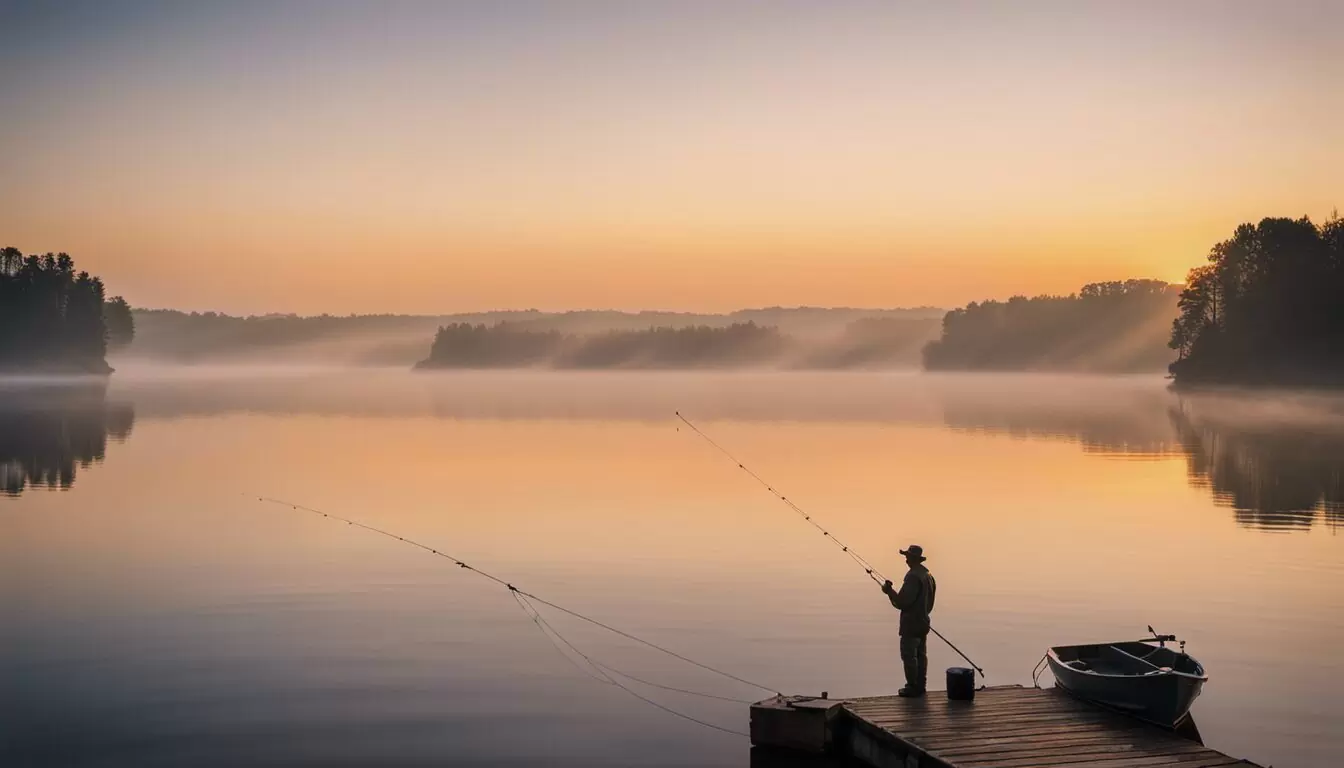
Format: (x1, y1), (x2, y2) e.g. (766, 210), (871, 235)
(120, 307), (944, 369)
(122, 291), (1183, 373)
(8, 369), (1339, 528)
(110, 212), (1344, 380)
(414, 318), (952, 370)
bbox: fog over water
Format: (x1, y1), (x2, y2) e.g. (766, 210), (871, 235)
(119, 309), (947, 369)
(3, 368), (1341, 767)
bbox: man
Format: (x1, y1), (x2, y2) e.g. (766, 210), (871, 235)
(881, 544), (937, 697)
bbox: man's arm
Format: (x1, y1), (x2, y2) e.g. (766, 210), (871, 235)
(882, 572), (921, 610)
(882, 580), (900, 609)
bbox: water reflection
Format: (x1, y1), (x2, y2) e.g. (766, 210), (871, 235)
(1170, 405), (1344, 530)
(937, 381), (1344, 530)
(3, 371), (1341, 767)
(9, 369), (1344, 530)
(938, 381), (1344, 531)
(0, 382), (134, 495)
(939, 383), (1181, 457)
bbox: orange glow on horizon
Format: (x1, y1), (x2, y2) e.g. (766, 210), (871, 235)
(0, 3), (1337, 314)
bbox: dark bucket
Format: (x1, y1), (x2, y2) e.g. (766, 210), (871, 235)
(946, 667), (976, 701)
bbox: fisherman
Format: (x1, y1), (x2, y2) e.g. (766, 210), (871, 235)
(881, 544), (937, 697)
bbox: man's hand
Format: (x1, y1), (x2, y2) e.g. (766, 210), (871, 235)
(882, 579), (894, 594)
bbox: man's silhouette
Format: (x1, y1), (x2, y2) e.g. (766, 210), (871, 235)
(881, 544), (937, 697)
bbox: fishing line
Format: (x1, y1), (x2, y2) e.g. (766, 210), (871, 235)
(512, 585), (753, 703)
(513, 592), (750, 737)
(592, 661), (756, 704)
(673, 413), (986, 678)
(511, 590), (612, 684)
(254, 496), (775, 694)
(251, 495), (774, 734)
(674, 412), (887, 585)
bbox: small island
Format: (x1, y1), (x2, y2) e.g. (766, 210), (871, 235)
(1, 247), (134, 374)
(414, 321), (789, 369)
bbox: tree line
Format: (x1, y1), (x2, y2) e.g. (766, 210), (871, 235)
(922, 279), (1180, 372)
(1169, 215), (1344, 386)
(118, 306), (940, 365)
(415, 322), (790, 369)
(1, 247), (133, 372)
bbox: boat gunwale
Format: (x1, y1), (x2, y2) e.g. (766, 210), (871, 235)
(1046, 642), (1210, 683)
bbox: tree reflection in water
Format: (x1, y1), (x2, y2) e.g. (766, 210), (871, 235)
(0, 383), (134, 495)
(940, 383), (1343, 531)
(3, 373), (1338, 531)
(1170, 405), (1343, 531)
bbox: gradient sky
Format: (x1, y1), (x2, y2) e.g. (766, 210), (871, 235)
(1, 1), (1339, 314)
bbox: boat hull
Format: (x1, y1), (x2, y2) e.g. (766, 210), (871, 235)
(1046, 642), (1206, 728)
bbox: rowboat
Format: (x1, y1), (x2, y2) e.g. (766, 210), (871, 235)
(1044, 634), (1208, 727)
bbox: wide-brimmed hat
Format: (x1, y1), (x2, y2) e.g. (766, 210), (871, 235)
(900, 544), (926, 561)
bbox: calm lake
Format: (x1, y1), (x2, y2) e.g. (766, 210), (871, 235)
(3, 369), (1341, 767)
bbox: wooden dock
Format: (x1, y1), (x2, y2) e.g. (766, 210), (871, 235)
(750, 686), (1265, 768)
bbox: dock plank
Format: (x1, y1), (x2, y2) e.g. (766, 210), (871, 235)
(832, 686), (1265, 768)
(930, 735), (1185, 754)
(937, 739), (1207, 758)
(901, 723), (1144, 737)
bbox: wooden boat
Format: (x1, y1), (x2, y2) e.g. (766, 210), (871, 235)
(1045, 634), (1207, 727)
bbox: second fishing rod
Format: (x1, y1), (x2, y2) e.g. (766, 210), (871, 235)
(675, 411), (985, 679)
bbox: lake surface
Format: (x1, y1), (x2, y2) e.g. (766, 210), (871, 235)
(3, 369), (1341, 767)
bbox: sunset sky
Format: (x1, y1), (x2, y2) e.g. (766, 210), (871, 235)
(1, 1), (1338, 315)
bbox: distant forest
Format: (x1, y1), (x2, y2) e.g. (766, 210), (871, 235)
(1, 247), (134, 373)
(52, 212), (1343, 380)
(120, 307), (944, 368)
(923, 279), (1180, 372)
(1169, 215), (1344, 386)
(415, 322), (793, 369)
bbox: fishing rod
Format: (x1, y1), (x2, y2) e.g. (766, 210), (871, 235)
(250, 495), (776, 736)
(674, 412), (986, 679)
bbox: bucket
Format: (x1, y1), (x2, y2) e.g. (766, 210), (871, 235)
(946, 667), (975, 701)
